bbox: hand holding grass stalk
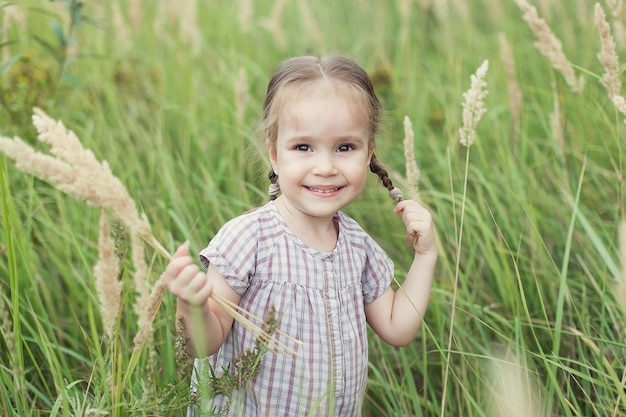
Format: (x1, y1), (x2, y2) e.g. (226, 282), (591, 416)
(0, 108), (298, 357)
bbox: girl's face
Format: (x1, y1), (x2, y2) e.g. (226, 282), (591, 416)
(270, 82), (373, 222)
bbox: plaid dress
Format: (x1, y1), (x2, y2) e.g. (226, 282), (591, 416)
(189, 202), (393, 416)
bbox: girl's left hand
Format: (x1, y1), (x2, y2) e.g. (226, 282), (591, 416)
(394, 200), (437, 254)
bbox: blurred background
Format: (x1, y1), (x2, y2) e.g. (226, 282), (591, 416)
(1, 1), (625, 416)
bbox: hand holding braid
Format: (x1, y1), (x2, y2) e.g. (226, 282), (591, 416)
(369, 154), (404, 203)
(394, 199), (436, 254)
(369, 154), (435, 253)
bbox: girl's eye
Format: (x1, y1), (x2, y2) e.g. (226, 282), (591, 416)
(337, 144), (354, 152)
(295, 144), (311, 151)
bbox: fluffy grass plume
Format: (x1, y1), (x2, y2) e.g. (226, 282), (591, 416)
(594, 2), (626, 127)
(498, 33), (522, 137)
(4, 108), (155, 241)
(0, 282), (18, 390)
(550, 85), (565, 164)
(1, 4), (24, 63)
(0, 108), (298, 357)
(514, 0), (584, 92)
(238, 0), (253, 32)
(151, 0), (201, 55)
(0, 108), (163, 353)
(0, 109), (157, 320)
(487, 349), (542, 417)
(595, 3), (622, 97)
(94, 210), (122, 339)
(459, 60), (489, 147)
(402, 115), (420, 198)
(260, 0), (289, 49)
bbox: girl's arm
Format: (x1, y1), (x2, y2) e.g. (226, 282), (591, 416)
(364, 200), (437, 347)
(165, 244), (241, 356)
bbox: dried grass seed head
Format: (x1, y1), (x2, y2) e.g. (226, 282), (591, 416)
(94, 211), (122, 339)
(29, 108), (152, 238)
(0, 136), (76, 185)
(595, 3), (623, 98)
(459, 60), (489, 147)
(1, 108), (291, 357)
(402, 115), (420, 195)
(514, 0), (584, 92)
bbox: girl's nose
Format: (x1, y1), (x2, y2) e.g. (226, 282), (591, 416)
(311, 153), (338, 176)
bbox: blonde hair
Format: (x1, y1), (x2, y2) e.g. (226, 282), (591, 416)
(260, 55), (402, 202)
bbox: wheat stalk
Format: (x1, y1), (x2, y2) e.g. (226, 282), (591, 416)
(0, 108), (298, 357)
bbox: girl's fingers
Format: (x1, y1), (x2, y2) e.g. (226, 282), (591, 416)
(167, 263), (200, 290)
(178, 271), (213, 306)
(394, 200), (437, 252)
(164, 256), (192, 283)
(167, 263), (214, 306)
(186, 278), (214, 306)
(164, 242), (213, 305)
(395, 202), (431, 230)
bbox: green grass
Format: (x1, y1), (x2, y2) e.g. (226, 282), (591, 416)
(1, 0), (626, 415)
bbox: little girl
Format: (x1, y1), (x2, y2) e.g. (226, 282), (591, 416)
(165, 55), (437, 416)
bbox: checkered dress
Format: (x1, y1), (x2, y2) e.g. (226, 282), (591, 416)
(189, 202), (393, 416)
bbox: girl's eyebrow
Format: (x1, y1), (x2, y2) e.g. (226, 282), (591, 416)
(284, 134), (366, 143)
(284, 135), (314, 143)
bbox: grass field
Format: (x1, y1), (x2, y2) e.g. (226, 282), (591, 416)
(1, 0), (626, 415)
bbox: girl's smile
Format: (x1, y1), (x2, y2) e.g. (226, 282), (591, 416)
(305, 185), (344, 195)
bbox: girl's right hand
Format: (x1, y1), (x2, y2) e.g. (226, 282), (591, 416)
(164, 243), (213, 306)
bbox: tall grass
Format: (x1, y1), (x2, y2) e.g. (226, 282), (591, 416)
(1, 0), (626, 415)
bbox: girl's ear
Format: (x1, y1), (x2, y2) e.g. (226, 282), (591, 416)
(367, 144), (375, 167)
(268, 144), (278, 174)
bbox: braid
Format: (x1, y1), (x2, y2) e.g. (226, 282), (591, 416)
(267, 169), (280, 201)
(369, 154), (404, 202)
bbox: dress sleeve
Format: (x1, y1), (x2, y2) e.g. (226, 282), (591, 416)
(361, 234), (394, 304)
(198, 215), (259, 295)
